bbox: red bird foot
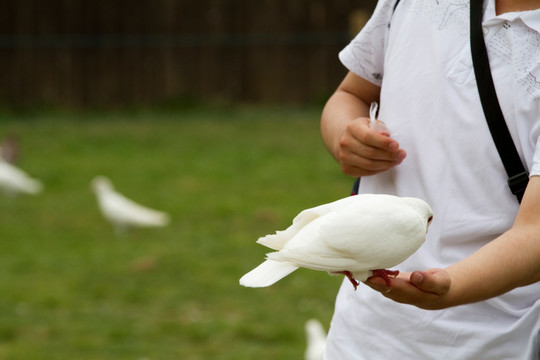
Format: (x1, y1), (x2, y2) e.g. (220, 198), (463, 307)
(367, 269), (400, 288)
(338, 269), (399, 290)
(338, 271), (360, 290)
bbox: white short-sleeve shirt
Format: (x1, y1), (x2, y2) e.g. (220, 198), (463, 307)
(324, 1), (540, 359)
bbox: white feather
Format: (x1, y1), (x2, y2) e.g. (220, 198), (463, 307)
(257, 195), (359, 250)
(0, 158), (43, 196)
(91, 175), (170, 234)
(239, 260), (298, 288)
(240, 194), (433, 288)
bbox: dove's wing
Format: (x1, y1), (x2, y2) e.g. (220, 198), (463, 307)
(257, 195), (363, 250)
(241, 212), (338, 288)
(317, 200), (427, 269)
(265, 211), (369, 272)
(256, 208), (320, 250)
(240, 199), (362, 288)
(270, 198), (427, 273)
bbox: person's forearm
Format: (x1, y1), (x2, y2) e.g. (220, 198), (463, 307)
(364, 214), (540, 311)
(444, 228), (540, 307)
(444, 179), (540, 307)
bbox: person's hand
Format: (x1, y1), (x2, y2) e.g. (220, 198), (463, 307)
(336, 118), (406, 177)
(364, 268), (452, 310)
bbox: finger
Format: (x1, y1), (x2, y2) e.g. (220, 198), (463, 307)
(365, 271), (451, 310)
(341, 120), (404, 158)
(365, 276), (441, 305)
(338, 134), (406, 166)
(339, 152), (405, 176)
(410, 269), (451, 295)
(363, 279), (391, 295)
(348, 121), (401, 153)
(352, 140), (406, 162)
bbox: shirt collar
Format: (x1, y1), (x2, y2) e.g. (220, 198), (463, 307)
(483, 0), (540, 33)
(484, 0), (497, 21)
(502, 10), (540, 33)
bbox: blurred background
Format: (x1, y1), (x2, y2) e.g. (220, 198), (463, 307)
(0, 1), (375, 359)
(0, 0), (375, 109)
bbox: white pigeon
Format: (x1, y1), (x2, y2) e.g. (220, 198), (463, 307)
(240, 194), (433, 289)
(304, 319), (327, 360)
(91, 175), (170, 234)
(0, 157), (43, 196)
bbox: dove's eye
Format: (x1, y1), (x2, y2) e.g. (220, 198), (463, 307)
(427, 216), (433, 224)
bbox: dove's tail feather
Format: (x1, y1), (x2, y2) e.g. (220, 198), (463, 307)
(257, 229), (294, 250)
(25, 179), (43, 194)
(142, 212), (170, 226)
(239, 259), (298, 288)
(257, 208), (324, 250)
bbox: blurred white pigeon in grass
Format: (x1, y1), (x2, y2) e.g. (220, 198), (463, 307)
(91, 175), (170, 235)
(0, 157), (43, 196)
(304, 319), (327, 360)
(240, 194), (433, 290)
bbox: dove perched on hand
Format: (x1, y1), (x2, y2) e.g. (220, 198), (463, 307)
(304, 319), (327, 360)
(240, 194), (433, 289)
(91, 175), (170, 235)
(0, 157), (43, 196)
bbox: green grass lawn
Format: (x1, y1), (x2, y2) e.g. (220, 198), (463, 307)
(0, 106), (352, 359)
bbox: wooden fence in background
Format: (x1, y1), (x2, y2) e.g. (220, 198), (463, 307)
(0, 0), (376, 109)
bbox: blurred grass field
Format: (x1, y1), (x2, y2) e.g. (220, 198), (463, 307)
(0, 106), (352, 359)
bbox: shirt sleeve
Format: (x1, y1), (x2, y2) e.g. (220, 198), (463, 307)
(338, 0), (397, 86)
(528, 136), (540, 176)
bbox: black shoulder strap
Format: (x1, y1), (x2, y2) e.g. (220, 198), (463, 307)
(393, 0), (401, 13)
(469, 0), (528, 203)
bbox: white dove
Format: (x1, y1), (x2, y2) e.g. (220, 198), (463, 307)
(240, 194), (433, 289)
(304, 319), (327, 360)
(91, 175), (170, 234)
(0, 157), (43, 196)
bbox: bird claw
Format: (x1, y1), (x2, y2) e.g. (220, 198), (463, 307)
(338, 271), (360, 290)
(367, 269), (399, 288)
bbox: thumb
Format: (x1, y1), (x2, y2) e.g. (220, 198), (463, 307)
(410, 269), (451, 295)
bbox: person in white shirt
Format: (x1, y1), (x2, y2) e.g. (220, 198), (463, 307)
(320, 0), (540, 359)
